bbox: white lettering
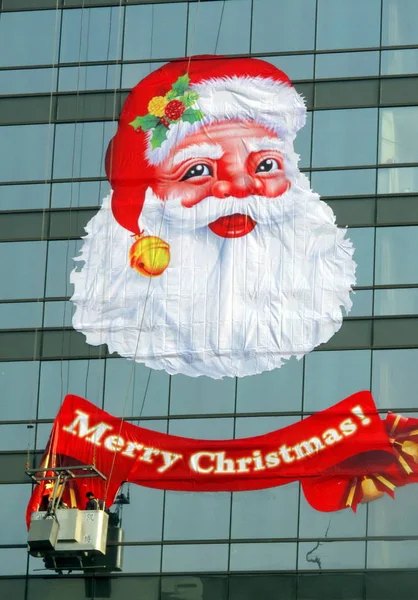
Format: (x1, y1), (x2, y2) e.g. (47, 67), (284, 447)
(294, 437), (324, 459)
(62, 410), (113, 446)
(158, 451), (183, 473)
(104, 435), (125, 452)
(340, 418), (357, 436)
(190, 452), (215, 474)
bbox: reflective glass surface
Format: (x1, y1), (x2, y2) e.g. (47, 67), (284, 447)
(317, 0), (381, 50)
(2, 0), (418, 586)
(0, 10), (60, 67)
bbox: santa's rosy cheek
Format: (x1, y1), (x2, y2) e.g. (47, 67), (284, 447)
(260, 175), (291, 197)
(152, 181), (213, 207)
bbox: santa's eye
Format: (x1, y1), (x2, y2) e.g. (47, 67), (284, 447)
(181, 163), (212, 181)
(255, 158), (280, 173)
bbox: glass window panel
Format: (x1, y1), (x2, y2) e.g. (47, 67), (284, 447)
(0, 423), (35, 451)
(0, 184), (50, 211)
(375, 226), (418, 285)
(380, 77), (418, 106)
(230, 575), (296, 600)
(0, 302), (43, 329)
(112, 577), (159, 599)
(0, 548), (27, 576)
(51, 181), (109, 208)
(230, 542), (297, 572)
(265, 55), (314, 81)
(0, 581), (26, 598)
(382, 0), (418, 46)
(311, 169), (377, 197)
(104, 358), (169, 418)
(236, 359), (303, 414)
(169, 375), (235, 415)
(299, 494), (367, 538)
(58, 64), (121, 92)
(381, 49), (418, 76)
(45, 239), (82, 297)
(317, 0), (381, 50)
(0, 124), (53, 183)
(0, 10), (60, 68)
(377, 196), (418, 224)
(121, 62), (166, 90)
(374, 288), (418, 316)
(121, 485), (164, 542)
(53, 121), (116, 180)
(366, 571), (418, 599)
(348, 227), (375, 287)
(60, 7), (123, 64)
(294, 111), (312, 169)
(235, 416), (298, 438)
(316, 52), (380, 79)
(252, 0), (316, 53)
(368, 485), (418, 537)
(38, 359), (104, 418)
(379, 107), (418, 165)
(26, 577), (86, 598)
(348, 290), (373, 317)
(124, 4), (187, 61)
(312, 109), (378, 168)
(378, 167), (418, 195)
(164, 492), (230, 540)
(315, 80), (379, 109)
(231, 484), (299, 539)
(162, 544), (228, 572)
(161, 576), (228, 600)
(43, 300), (74, 327)
(0, 241), (47, 300)
(187, 0), (251, 55)
(0, 484), (31, 544)
(168, 418), (234, 439)
(298, 541), (366, 570)
(367, 540), (418, 569)
(0, 68), (57, 95)
(372, 349), (418, 409)
(304, 350), (371, 412)
(0, 361), (39, 421)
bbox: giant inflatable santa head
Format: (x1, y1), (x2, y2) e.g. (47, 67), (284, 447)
(71, 56), (356, 379)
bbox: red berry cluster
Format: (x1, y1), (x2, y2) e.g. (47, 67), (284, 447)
(164, 99), (186, 121)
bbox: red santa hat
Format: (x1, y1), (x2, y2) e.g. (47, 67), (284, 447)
(106, 56), (306, 235)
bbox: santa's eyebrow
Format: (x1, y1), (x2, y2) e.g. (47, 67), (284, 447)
(172, 143), (224, 166)
(245, 137), (285, 152)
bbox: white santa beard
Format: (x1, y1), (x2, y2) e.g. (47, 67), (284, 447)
(71, 173), (356, 379)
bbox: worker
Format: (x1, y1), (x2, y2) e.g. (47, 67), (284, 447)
(85, 491), (105, 511)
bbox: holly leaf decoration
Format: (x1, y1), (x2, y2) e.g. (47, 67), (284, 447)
(182, 91), (199, 107)
(150, 124), (168, 149)
(181, 108), (204, 124)
(165, 89), (177, 101)
(129, 114), (159, 131)
(171, 74), (191, 97)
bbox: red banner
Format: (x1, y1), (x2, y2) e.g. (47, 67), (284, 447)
(27, 392), (418, 526)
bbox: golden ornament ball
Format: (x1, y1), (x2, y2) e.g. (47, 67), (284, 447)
(360, 477), (385, 504)
(129, 235), (170, 277)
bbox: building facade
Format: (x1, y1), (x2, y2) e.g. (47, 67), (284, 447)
(1, 0), (418, 598)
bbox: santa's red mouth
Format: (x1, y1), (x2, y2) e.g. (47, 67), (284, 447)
(208, 214), (256, 238)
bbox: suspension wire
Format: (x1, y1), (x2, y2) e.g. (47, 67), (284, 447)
(26, 0), (62, 471)
(104, 0), (203, 505)
(90, 0), (126, 474)
(59, 0), (87, 413)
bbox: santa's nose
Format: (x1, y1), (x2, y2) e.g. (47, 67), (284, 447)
(212, 175), (263, 198)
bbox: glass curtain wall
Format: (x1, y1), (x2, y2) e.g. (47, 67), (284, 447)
(1, 0), (418, 598)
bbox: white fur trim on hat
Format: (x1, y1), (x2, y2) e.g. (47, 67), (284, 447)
(146, 76), (307, 165)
